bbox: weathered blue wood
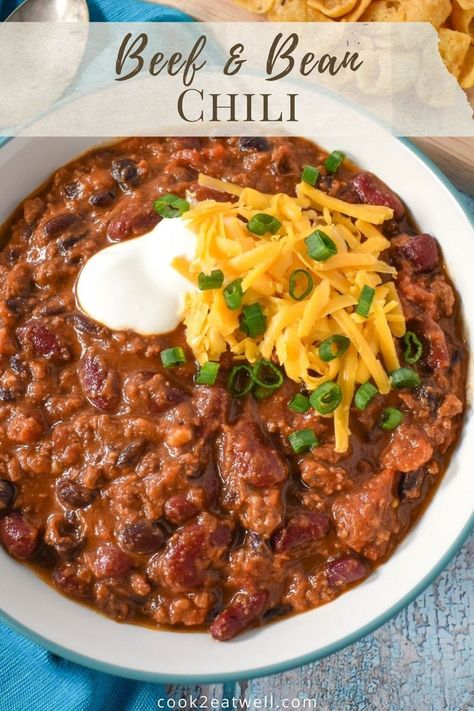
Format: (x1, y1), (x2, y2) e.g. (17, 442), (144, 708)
(165, 533), (473, 710)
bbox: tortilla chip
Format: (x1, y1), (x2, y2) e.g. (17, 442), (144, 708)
(451, 0), (474, 36)
(362, 0), (451, 27)
(267, 0), (307, 19)
(306, 6), (335, 20)
(438, 27), (471, 77)
(459, 45), (474, 86)
(234, 0), (275, 11)
(456, 0), (474, 10)
(342, 0), (373, 21)
(307, 0), (358, 18)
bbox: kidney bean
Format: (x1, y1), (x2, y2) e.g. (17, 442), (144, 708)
(57, 479), (96, 509)
(210, 590), (269, 641)
(89, 190), (116, 207)
(18, 320), (71, 361)
(400, 234), (439, 273)
(91, 544), (133, 578)
(273, 512), (330, 554)
(164, 494), (199, 525)
(0, 480), (16, 513)
(119, 520), (165, 555)
(71, 312), (105, 337)
(53, 562), (90, 598)
(0, 511), (38, 560)
(107, 210), (159, 241)
(43, 213), (81, 237)
(239, 137), (270, 152)
(326, 556), (368, 587)
(111, 158), (140, 192)
(116, 440), (147, 468)
(79, 354), (119, 411)
(57, 234), (85, 255)
(348, 172), (405, 221)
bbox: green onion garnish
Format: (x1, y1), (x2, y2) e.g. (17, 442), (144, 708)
(403, 331), (423, 364)
(390, 367), (421, 389)
(223, 279), (243, 311)
(325, 150), (345, 174)
(240, 303), (266, 338)
(252, 359), (283, 391)
(153, 193), (189, 218)
(247, 213), (282, 237)
(310, 381), (342, 415)
(380, 407), (404, 430)
(356, 285), (375, 318)
(289, 269), (314, 301)
(288, 393), (311, 414)
(319, 335), (350, 363)
(301, 165), (320, 186)
(354, 382), (378, 410)
(228, 364), (254, 398)
(305, 229), (337, 262)
(253, 385), (273, 400)
(198, 270), (224, 291)
(160, 347), (186, 368)
(196, 361), (220, 385)
(288, 429), (320, 454)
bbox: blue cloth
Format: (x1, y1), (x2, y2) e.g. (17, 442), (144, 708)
(0, 7), (192, 711)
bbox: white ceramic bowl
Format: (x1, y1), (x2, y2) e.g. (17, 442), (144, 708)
(0, 131), (473, 683)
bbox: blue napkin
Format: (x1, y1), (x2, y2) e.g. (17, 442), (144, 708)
(0, 0), (192, 21)
(0, 5), (193, 708)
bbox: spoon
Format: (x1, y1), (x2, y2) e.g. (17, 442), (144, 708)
(5, 0), (89, 22)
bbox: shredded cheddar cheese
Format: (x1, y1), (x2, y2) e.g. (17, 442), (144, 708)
(175, 174), (406, 453)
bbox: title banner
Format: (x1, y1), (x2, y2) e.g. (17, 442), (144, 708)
(0, 22), (472, 136)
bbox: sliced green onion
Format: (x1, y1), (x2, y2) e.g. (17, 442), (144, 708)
(153, 193), (189, 218)
(160, 346), (186, 368)
(319, 335), (350, 362)
(305, 229), (337, 262)
(390, 367), (421, 389)
(228, 365), (254, 397)
(289, 269), (314, 301)
(310, 381), (342, 415)
(403, 331), (423, 364)
(247, 213), (281, 237)
(253, 385), (273, 400)
(380, 407), (404, 430)
(223, 279), (243, 311)
(356, 285), (375, 318)
(288, 393), (311, 414)
(198, 270), (224, 291)
(354, 382), (378, 410)
(325, 150), (345, 174)
(301, 165), (320, 186)
(252, 359), (283, 391)
(288, 428), (320, 454)
(240, 303), (266, 338)
(196, 361), (220, 385)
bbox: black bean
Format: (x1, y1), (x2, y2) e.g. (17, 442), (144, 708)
(0, 388), (16, 402)
(89, 190), (116, 207)
(116, 440), (147, 468)
(0, 480), (16, 513)
(58, 234), (85, 255)
(398, 469), (426, 500)
(71, 312), (104, 336)
(239, 137), (270, 152)
(5, 248), (21, 266)
(119, 520), (165, 555)
(63, 182), (81, 200)
(43, 214), (80, 237)
(9, 356), (26, 374)
(261, 603), (292, 623)
(57, 479), (96, 509)
(5, 297), (28, 316)
(111, 158), (140, 192)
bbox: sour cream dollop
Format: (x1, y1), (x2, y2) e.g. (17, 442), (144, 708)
(76, 218), (196, 335)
